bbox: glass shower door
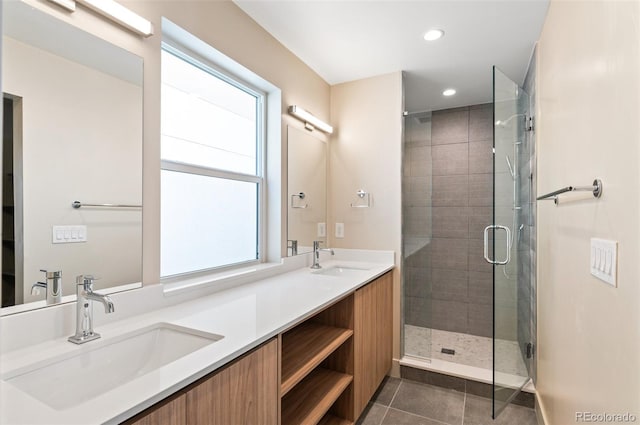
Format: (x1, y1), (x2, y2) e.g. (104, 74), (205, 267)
(490, 66), (531, 418)
(402, 111), (433, 361)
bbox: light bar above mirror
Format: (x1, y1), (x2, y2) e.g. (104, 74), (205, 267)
(288, 105), (333, 134)
(47, 0), (154, 37)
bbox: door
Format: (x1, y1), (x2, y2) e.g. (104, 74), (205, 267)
(489, 66), (532, 418)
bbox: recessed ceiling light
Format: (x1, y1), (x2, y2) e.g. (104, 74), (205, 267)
(424, 29), (444, 41)
(443, 88), (456, 96)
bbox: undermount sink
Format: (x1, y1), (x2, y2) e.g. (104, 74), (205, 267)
(3, 323), (223, 410)
(313, 265), (370, 276)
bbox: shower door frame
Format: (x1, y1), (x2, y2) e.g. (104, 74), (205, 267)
(490, 66), (534, 419)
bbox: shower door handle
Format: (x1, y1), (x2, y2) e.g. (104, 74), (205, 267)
(483, 225), (511, 265)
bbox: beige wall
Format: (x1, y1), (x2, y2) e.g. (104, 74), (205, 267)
(3, 36), (142, 302)
(536, 1), (640, 423)
(328, 72), (403, 373)
(18, 0), (331, 284)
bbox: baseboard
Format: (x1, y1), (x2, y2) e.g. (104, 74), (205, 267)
(536, 392), (549, 425)
(390, 358), (401, 378)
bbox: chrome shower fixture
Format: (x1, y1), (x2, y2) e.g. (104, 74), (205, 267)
(505, 156), (515, 179)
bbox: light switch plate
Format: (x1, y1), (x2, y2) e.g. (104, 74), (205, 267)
(335, 223), (345, 239)
(52, 225), (87, 244)
(590, 238), (617, 287)
(317, 222), (326, 238)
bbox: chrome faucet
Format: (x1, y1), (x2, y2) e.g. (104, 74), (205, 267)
(311, 240), (334, 269)
(288, 239), (298, 256)
(68, 275), (115, 344)
(31, 269), (62, 305)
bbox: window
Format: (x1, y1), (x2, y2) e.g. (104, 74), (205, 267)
(160, 46), (264, 278)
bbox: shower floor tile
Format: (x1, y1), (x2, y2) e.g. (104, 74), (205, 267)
(404, 325), (528, 376)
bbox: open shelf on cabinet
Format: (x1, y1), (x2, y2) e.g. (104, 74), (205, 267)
(318, 414), (354, 425)
(281, 322), (353, 396)
(281, 368), (352, 425)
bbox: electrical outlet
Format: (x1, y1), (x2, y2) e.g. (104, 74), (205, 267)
(335, 223), (345, 239)
(317, 222), (326, 238)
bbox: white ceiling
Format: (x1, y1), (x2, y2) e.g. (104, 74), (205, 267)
(234, 0), (549, 112)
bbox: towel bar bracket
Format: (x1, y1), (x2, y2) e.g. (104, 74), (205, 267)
(536, 179), (602, 205)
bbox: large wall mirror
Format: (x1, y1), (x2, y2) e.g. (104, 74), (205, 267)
(1, 1), (143, 314)
(287, 126), (327, 256)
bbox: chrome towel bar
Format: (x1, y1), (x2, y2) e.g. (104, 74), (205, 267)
(72, 201), (142, 209)
(536, 179), (602, 205)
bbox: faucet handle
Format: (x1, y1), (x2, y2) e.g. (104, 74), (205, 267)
(76, 274), (99, 289)
(40, 269), (62, 279)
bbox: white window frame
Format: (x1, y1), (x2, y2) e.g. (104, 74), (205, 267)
(160, 43), (267, 279)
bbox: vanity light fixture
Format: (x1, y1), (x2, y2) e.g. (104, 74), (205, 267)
(77, 0), (154, 37)
(423, 29), (444, 41)
(442, 88), (456, 96)
(288, 105), (333, 134)
(48, 0), (76, 12)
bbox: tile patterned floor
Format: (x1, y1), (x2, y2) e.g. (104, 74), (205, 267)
(404, 325), (529, 377)
(357, 377), (537, 425)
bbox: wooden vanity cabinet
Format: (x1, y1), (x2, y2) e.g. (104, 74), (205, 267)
(280, 270), (393, 425)
(280, 295), (355, 425)
(126, 393), (186, 425)
(126, 338), (278, 425)
(126, 270), (392, 425)
(186, 338), (278, 424)
(353, 271), (393, 418)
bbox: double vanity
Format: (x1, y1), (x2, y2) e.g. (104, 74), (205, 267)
(0, 250), (394, 424)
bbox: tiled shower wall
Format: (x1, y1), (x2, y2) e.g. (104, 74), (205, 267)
(403, 112), (432, 341)
(404, 104), (496, 338)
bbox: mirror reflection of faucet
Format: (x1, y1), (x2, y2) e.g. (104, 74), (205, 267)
(68, 275), (115, 344)
(288, 239), (298, 256)
(30, 269), (62, 305)
(310, 240), (334, 269)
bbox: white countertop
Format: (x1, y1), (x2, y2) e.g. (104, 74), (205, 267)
(0, 251), (394, 424)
